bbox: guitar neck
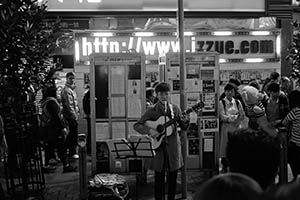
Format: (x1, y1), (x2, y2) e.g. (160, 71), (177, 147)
(161, 108), (192, 129)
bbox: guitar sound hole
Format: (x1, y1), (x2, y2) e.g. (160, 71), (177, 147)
(156, 125), (164, 133)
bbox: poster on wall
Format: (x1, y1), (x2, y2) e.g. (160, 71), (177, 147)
(128, 80), (141, 96)
(200, 119), (218, 132)
(186, 79), (201, 92)
(201, 93), (216, 113)
(146, 65), (160, 87)
(202, 80), (215, 93)
(111, 65), (125, 94)
(200, 69), (214, 80)
(186, 64), (200, 79)
(220, 69), (276, 85)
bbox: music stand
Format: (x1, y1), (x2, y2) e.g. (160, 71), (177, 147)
(112, 137), (154, 200)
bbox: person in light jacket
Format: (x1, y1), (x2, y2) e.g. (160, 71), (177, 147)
(61, 72), (80, 159)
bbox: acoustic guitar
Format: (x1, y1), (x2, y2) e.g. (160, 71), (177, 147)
(145, 101), (204, 150)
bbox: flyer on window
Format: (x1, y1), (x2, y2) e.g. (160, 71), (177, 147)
(201, 93), (215, 113)
(202, 80), (215, 93)
(128, 80), (141, 96)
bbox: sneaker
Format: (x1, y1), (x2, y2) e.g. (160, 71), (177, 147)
(63, 165), (78, 173)
(43, 165), (56, 173)
(69, 154), (79, 159)
(49, 158), (58, 165)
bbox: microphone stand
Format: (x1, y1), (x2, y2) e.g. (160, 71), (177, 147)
(162, 101), (168, 200)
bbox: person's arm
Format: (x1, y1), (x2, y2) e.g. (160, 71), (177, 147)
(175, 106), (190, 131)
(219, 101), (230, 122)
(133, 109), (158, 137)
(236, 99), (245, 123)
(282, 109), (295, 127)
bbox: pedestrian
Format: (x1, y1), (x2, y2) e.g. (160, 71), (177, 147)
(219, 83), (245, 173)
(265, 82), (289, 127)
(134, 82), (189, 200)
(61, 72), (80, 159)
(280, 76), (292, 97)
(146, 87), (156, 109)
(43, 98), (77, 173)
(282, 90), (300, 181)
(219, 78), (246, 110)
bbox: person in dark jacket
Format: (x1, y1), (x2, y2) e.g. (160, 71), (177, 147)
(43, 97), (77, 173)
(265, 82), (289, 127)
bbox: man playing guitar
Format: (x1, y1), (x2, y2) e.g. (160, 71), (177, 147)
(134, 82), (189, 200)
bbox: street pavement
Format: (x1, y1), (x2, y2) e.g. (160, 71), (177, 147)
(0, 157), (294, 200)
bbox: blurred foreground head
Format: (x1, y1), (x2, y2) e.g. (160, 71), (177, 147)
(193, 173), (262, 200)
(226, 128), (280, 190)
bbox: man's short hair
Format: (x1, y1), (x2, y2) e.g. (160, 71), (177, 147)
(248, 80), (260, 91)
(267, 82), (280, 93)
(289, 90), (300, 109)
(226, 128), (280, 190)
(224, 83), (236, 92)
(66, 72), (75, 78)
(229, 78), (241, 87)
(270, 72), (280, 81)
(155, 82), (170, 93)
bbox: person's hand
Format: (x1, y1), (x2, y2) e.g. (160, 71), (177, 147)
(149, 129), (160, 139)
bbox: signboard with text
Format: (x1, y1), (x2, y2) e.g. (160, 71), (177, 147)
(39, 0), (266, 12)
(74, 30), (280, 64)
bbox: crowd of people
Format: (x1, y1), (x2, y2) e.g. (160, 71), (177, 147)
(193, 72), (300, 200)
(39, 70), (80, 173)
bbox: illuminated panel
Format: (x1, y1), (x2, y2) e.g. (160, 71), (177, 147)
(39, 0), (265, 12)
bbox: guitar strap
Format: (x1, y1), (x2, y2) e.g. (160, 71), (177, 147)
(169, 103), (174, 119)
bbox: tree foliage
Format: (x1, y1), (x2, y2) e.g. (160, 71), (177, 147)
(0, 0), (60, 105)
(286, 20), (300, 81)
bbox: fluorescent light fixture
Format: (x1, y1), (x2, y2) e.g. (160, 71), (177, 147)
(219, 58), (226, 63)
(92, 32), (114, 37)
(173, 32), (195, 36)
(244, 58), (264, 63)
(133, 32), (154, 37)
(251, 31), (271, 36)
(276, 35), (281, 57)
(212, 31), (233, 36)
(75, 41), (80, 62)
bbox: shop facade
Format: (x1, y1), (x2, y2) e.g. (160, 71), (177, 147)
(43, 0), (293, 172)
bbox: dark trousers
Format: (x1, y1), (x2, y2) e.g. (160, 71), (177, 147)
(155, 170), (178, 200)
(45, 137), (68, 166)
(66, 119), (78, 156)
(288, 141), (300, 179)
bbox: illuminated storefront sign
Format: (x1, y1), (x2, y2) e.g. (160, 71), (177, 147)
(38, 0), (265, 12)
(74, 30), (281, 63)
